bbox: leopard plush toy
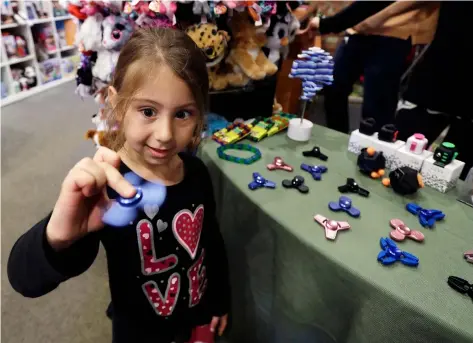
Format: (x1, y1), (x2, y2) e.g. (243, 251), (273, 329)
(186, 23), (247, 90)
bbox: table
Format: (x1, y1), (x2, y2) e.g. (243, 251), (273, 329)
(200, 124), (473, 343)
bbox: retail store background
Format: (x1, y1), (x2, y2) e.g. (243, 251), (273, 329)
(1, 81), (361, 343)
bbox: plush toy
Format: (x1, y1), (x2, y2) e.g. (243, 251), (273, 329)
(186, 23), (247, 90)
(24, 66), (37, 88)
(85, 110), (110, 148)
(357, 147), (386, 179)
(77, 13), (104, 52)
(149, 0), (177, 24)
(226, 11), (278, 81)
(382, 166), (424, 195)
(264, 12), (290, 63)
(93, 15), (134, 83)
(192, 0), (211, 21)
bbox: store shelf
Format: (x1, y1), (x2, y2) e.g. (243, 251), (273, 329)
(0, 22), (25, 29)
(0, 55), (34, 67)
(1, 1), (78, 107)
(1, 75), (75, 107)
(54, 15), (72, 21)
(28, 18), (52, 26)
(60, 45), (76, 52)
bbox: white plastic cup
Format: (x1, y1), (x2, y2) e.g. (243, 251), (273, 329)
(287, 118), (314, 142)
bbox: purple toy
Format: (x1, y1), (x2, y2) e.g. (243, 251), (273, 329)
(301, 163), (327, 180)
(329, 196), (360, 218)
(103, 172), (166, 227)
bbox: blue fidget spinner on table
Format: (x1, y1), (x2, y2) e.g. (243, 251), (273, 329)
(377, 237), (419, 267)
(301, 163), (327, 180)
(102, 172), (167, 227)
(328, 196), (360, 218)
(406, 203), (445, 228)
(248, 172), (276, 190)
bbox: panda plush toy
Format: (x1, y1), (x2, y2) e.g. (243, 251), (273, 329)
(263, 2), (300, 64)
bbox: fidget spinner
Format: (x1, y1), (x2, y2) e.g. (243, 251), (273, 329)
(406, 203), (445, 228)
(448, 276), (473, 300)
(328, 196), (360, 218)
(267, 157), (293, 172)
(377, 237), (419, 267)
(338, 178), (369, 197)
(103, 172), (167, 227)
(282, 175), (309, 194)
(302, 146), (328, 161)
(248, 172), (276, 190)
(301, 163), (327, 180)
(389, 219), (424, 242)
(314, 214), (350, 240)
(464, 251), (473, 264)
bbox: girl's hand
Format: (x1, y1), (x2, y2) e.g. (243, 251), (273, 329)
(46, 147), (136, 251)
(210, 314), (228, 336)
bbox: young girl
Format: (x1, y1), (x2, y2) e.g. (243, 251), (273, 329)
(7, 28), (230, 343)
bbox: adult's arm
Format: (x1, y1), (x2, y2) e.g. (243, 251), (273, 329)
(318, 1), (394, 34)
(353, 1), (439, 33)
(8, 214), (100, 298)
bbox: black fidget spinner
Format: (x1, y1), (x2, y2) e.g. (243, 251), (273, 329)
(448, 276), (473, 300)
(282, 175), (309, 194)
(338, 178), (370, 197)
(302, 146), (328, 161)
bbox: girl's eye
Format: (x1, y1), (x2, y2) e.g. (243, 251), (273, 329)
(175, 110), (191, 120)
(141, 108), (155, 117)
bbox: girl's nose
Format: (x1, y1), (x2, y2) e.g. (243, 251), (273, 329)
(153, 116), (173, 143)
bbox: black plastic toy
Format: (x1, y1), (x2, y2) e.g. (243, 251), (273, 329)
(378, 124), (399, 143)
(338, 178), (369, 197)
(282, 176), (309, 194)
(433, 142), (458, 167)
(302, 146), (328, 161)
(357, 147), (386, 179)
(382, 166), (424, 195)
(359, 117), (376, 136)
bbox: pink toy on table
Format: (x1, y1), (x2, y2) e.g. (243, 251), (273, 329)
(314, 215), (350, 240)
(267, 157), (293, 172)
(389, 219), (424, 242)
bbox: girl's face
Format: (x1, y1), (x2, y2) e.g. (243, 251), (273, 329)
(118, 64), (200, 167)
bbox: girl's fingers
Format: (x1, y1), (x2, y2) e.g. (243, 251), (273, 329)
(97, 162), (136, 198)
(93, 146), (121, 168)
(218, 315), (227, 336)
(209, 316), (219, 333)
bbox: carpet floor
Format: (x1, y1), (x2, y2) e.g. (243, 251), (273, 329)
(1, 81), (361, 343)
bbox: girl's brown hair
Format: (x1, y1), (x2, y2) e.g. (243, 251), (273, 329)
(104, 28), (209, 151)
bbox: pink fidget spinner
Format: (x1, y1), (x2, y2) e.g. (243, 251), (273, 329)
(464, 250), (473, 264)
(314, 214), (350, 240)
(267, 157), (293, 172)
(389, 219), (424, 242)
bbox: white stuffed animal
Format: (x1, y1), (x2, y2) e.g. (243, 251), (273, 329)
(77, 13), (103, 52)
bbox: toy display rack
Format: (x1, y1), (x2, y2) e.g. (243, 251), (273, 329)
(1, 1), (78, 107)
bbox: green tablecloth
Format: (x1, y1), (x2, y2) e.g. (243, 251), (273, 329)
(200, 125), (473, 343)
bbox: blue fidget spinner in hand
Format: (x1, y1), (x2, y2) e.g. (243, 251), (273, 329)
(301, 163), (327, 180)
(248, 172), (276, 190)
(102, 172), (166, 227)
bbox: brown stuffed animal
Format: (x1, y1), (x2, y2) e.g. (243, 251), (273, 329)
(85, 110), (110, 148)
(227, 11), (278, 80)
(186, 23), (247, 90)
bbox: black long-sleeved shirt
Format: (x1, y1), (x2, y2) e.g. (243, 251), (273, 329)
(8, 153), (230, 343)
(319, 1), (394, 35)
